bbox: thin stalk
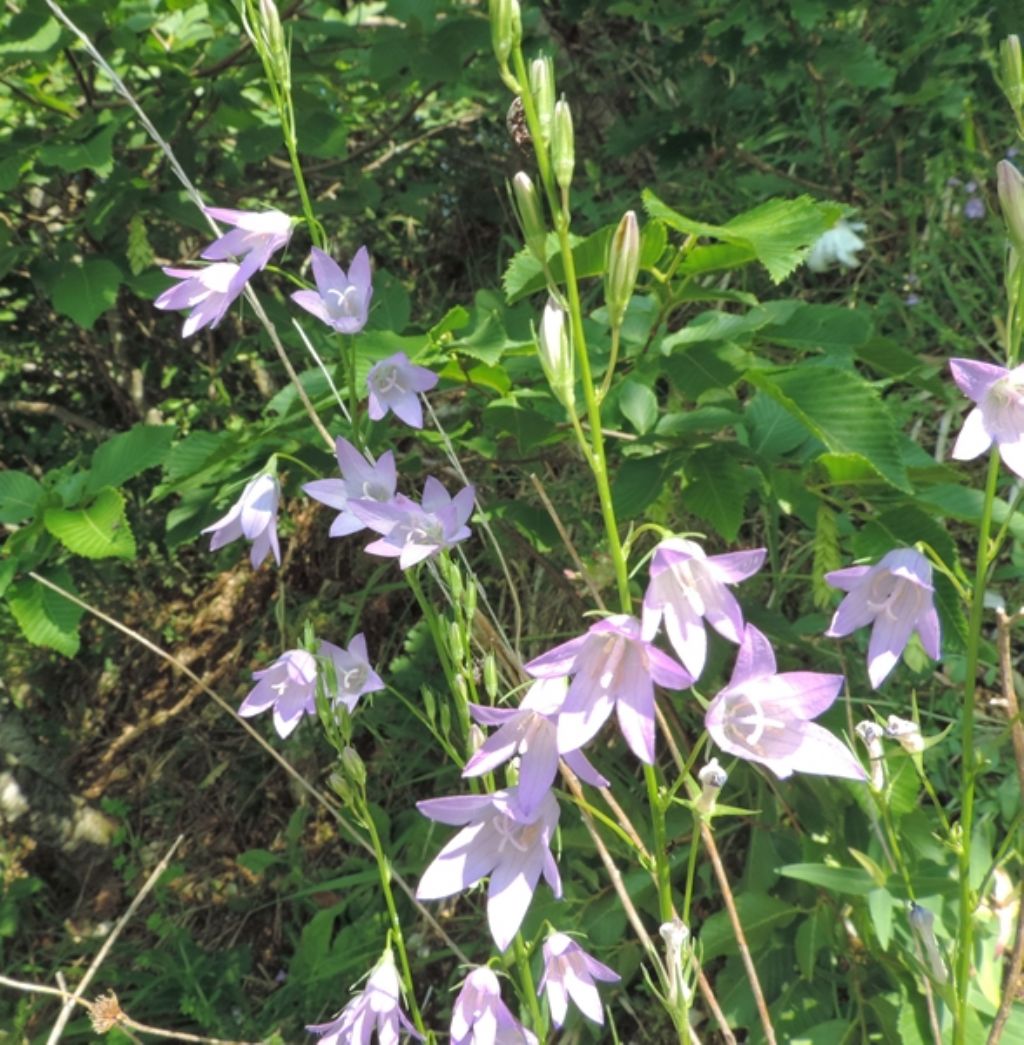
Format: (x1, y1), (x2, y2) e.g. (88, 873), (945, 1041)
(681, 817), (702, 927)
(598, 325), (622, 403)
(513, 935), (546, 1038)
(644, 763), (675, 922)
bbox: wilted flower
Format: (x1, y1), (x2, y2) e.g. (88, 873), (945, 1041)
(705, 625), (865, 781)
(806, 218), (867, 273)
(539, 933), (620, 1027)
(320, 634), (384, 713)
(949, 358), (1024, 478)
(307, 949), (422, 1045)
(201, 206), (292, 272)
(366, 352), (439, 429)
(642, 537), (766, 680)
(416, 786), (561, 951)
(239, 648), (317, 738)
(825, 547), (941, 688)
(291, 246), (373, 334)
(885, 714), (924, 754)
(908, 903), (949, 984)
(450, 966), (537, 1045)
(463, 678), (609, 819)
(695, 757), (728, 816)
(525, 614), (691, 764)
(855, 720), (886, 790)
(304, 436), (397, 538)
(202, 473), (281, 568)
(154, 260), (254, 338)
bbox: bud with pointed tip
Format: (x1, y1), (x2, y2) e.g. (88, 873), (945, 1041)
(998, 160), (1024, 254)
(1002, 35), (1024, 119)
(489, 0), (522, 70)
(552, 97), (575, 191)
(605, 210), (640, 327)
(538, 297), (574, 408)
(511, 172), (547, 262)
(530, 56), (556, 149)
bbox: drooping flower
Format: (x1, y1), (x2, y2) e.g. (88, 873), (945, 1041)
(366, 352), (439, 429)
(239, 648), (318, 738)
(705, 625), (865, 781)
(415, 786), (561, 951)
(806, 218), (867, 273)
(642, 537), (766, 680)
(450, 967), (538, 1045)
(304, 437), (397, 538)
(202, 473), (281, 568)
(154, 260), (255, 337)
(307, 949), (422, 1045)
(538, 933), (620, 1028)
(291, 246), (373, 334)
(201, 206), (292, 272)
(320, 634), (384, 713)
(463, 678), (609, 819)
(352, 477), (474, 568)
(825, 547), (941, 688)
(949, 358), (1024, 478)
(524, 615), (691, 764)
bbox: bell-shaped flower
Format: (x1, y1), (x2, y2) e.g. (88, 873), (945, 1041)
(463, 678), (608, 819)
(705, 625), (865, 781)
(450, 967), (538, 1045)
(825, 547), (941, 688)
(307, 949), (422, 1045)
(202, 473), (281, 568)
(239, 648), (318, 738)
(291, 246), (373, 334)
(320, 634), (384, 713)
(304, 436), (397, 538)
(949, 358), (1024, 478)
(154, 260), (255, 338)
(538, 933), (620, 1027)
(806, 218), (867, 272)
(525, 615), (691, 765)
(352, 477), (474, 568)
(201, 206), (292, 272)
(366, 351), (439, 429)
(642, 537), (766, 680)
(415, 786), (561, 952)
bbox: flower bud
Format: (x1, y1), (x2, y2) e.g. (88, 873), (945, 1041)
(908, 903), (948, 984)
(552, 97), (574, 191)
(530, 57), (556, 149)
(604, 210), (640, 328)
(340, 745), (367, 789)
(695, 757), (727, 816)
(855, 720), (885, 791)
(538, 297), (574, 408)
(483, 653), (499, 699)
(489, 0), (522, 69)
(511, 172), (547, 262)
(1002, 35), (1024, 117)
(999, 160), (1024, 254)
(259, 0), (284, 53)
(885, 715), (924, 755)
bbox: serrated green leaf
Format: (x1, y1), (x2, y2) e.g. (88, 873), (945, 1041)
(611, 454), (672, 519)
(50, 258), (122, 330)
(6, 566), (84, 657)
(44, 487), (136, 560)
(618, 379), (658, 434)
(0, 471), (44, 523)
(88, 424), (175, 493)
(127, 213), (156, 276)
(761, 302), (873, 353)
(683, 446), (759, 540)
(746, 392), (810, 457)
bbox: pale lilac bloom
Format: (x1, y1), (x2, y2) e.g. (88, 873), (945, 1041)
(154, 260), (255, 337)
(524, 615), (691, 764)
(201, 206), (292, 271)
(352, 477), (474, 569)
(538, 933), (619, 1027)
(366, 352), (439, 429)
(949, 358), (1024, 478)
(304, 437), (397, 538)
(292, 246), (373, 334)
(416, 786), (561, 951)
(240, 648), (317, 738)
(450, 967), (538, 1045)
(705, 625), (865, 781)
(964, 195), (986, 221)
(202, 473), (281, 567)
(642, 537), (766, 680)
(307, 949), (421, 1045)
(320, 633), (384, 713)
(825, 548), (941, 688)
(463, 678), (609, 819)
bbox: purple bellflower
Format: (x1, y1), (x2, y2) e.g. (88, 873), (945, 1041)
(539, 933), (619, 1028)
(239, 648), (317, 738)
(154, 260), (255, 338)
(352, 477), (474, 568)
(202, 473), (281, 568)
(642, 537), (766, 680)
(304, 437), (397, 538)
(825, 547), (941, 688)
(524, 615), (691, 765)
(705, 625), (865, 781)
(949, 358), (1024, 478)
(463, 678), (609, 819)
(201, 206), (292, 272)
(366, 352), (439, 429)
(415, 786), (561, 952)
(291, 246), (373, 334)
(307, 949), (421, 1045)
(450, 967), (538, 1045)
(320, 633), (384, 713)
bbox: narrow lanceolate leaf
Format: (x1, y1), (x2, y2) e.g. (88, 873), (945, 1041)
(0, 471), (44, 523)
(43, 487), (136, 560)
(812, 502), (840, 609)
(5, 566), (84, 658)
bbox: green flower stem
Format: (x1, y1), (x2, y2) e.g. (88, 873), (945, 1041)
(681, 816), (702, 928)
(343, 333), (364, 451)
(597, 324), (622, 404)
(644, 763), (675, 923)
(513, 935), (547, 1038)
(953, 447), (1002, 1043)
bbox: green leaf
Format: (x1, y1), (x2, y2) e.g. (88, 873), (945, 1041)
(795, 904), (833, 980)
(50, 258), (122, 330)
(127, 213), (156, 276)
(503, 228), (607, 303)
(761, 302), (873, 353)
(0, 9), (61, 58)
(88, 424), (175, 494)
(5, 566), (84, 658)
(611, 454), (672, 519)
(915, 483), (1024, 541)
(746, 392), (810, 457)
(44, 487), (136, 560)
(867, 887), (895, 950)
(0, 471), (44, 523)
(662, 342), (747, 402)
(779, 862), (877, 895)
(38, 124), (116, 177)
(698, 892), (798, 960)
(618, 380), (658, 434)
(483, 399), (558, 453)
(683, 446), (759, 540)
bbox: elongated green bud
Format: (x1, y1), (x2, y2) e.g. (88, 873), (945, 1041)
(530, 57), (556, 149)
(552, 97), (574, 191)
(483, 653), (499, 699)
(998, 160), (1024, 253)
(538, 297), (574, 408)
(1002, 35), (1024, 119)
(489, 0), (522, 68)
(511, 172), (547, 261)
(604, 210), (640, 327)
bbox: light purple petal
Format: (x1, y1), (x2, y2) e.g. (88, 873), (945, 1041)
(824, 564), (872, 592)
(999, 438), (1024, 478)
(949, 358), (1007, 403)
(705, 547), (767, 584)
(615, 682), (656, 763)
(525, 633), (588, 678)
(562, 748), (609, 788)
(291, 289), (333, 326)
(311, 246), (348, 295)
(730, 625), (776, 685)
(390, 391), (425, 429)
(416, 794), (493, 825)
(867, 612), (916, 688)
